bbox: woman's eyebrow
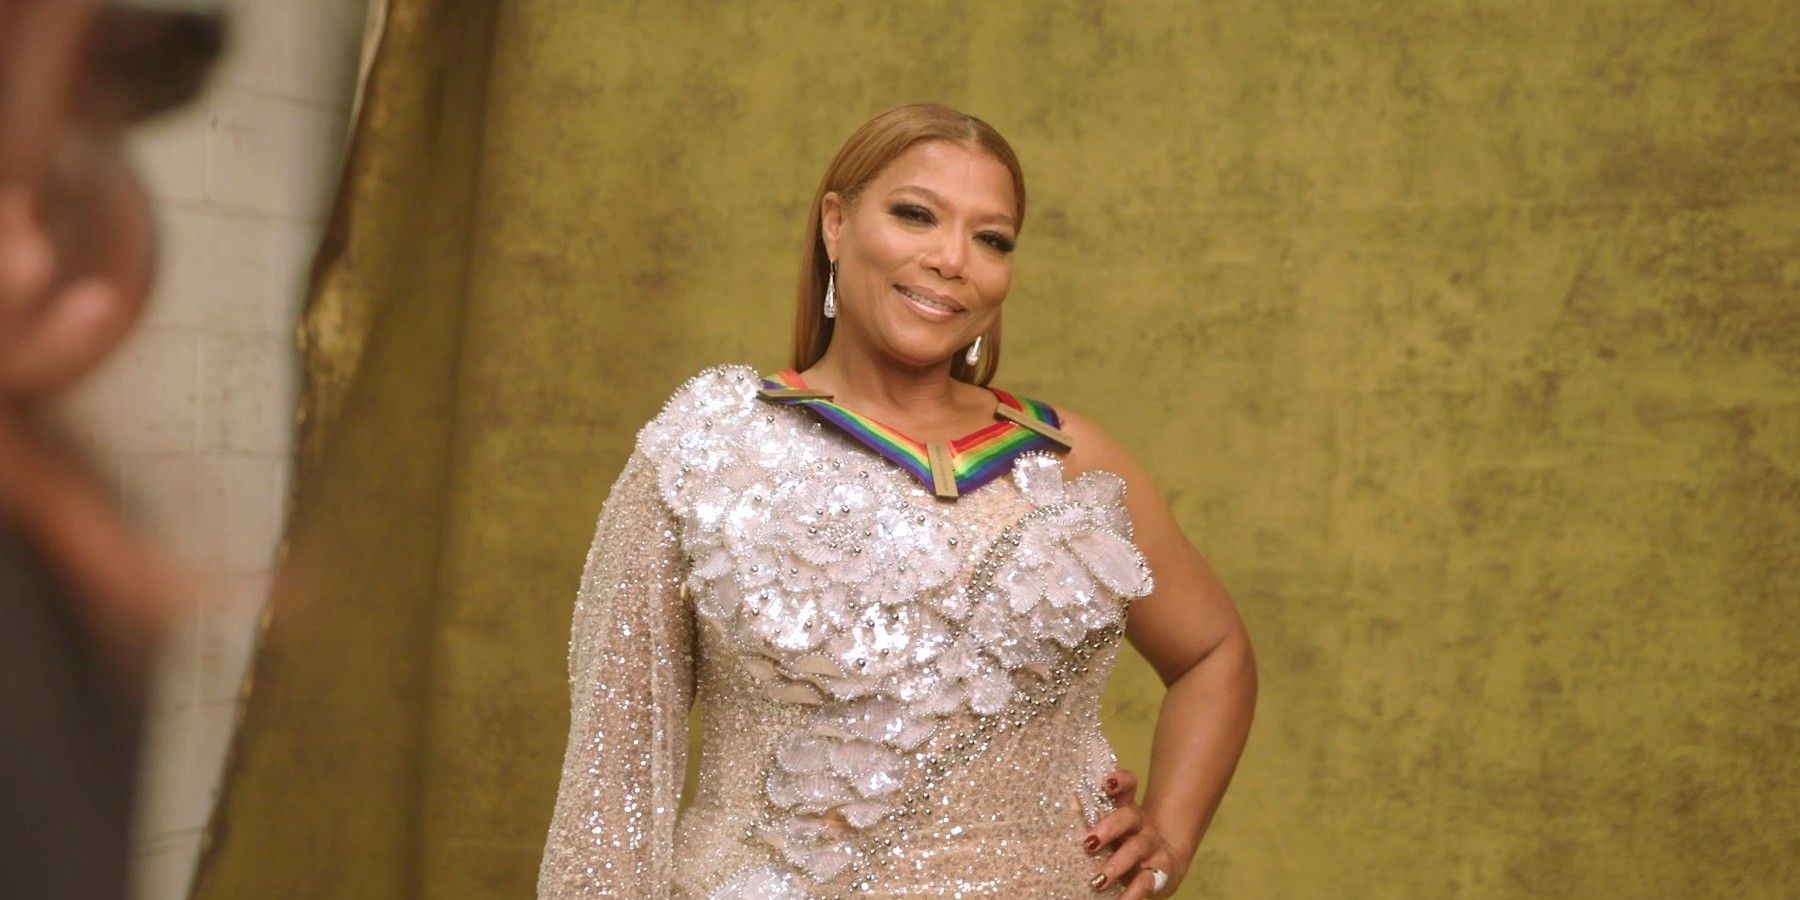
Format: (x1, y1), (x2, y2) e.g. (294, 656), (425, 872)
(886, 185), (1016, 227)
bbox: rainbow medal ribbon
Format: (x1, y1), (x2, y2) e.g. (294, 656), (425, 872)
(757, 369), (1074, 500)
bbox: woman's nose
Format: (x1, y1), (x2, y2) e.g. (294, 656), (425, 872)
(921, 230), (967, 280)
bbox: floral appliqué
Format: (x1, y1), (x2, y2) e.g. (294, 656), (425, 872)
(639, 366), (1155, 888)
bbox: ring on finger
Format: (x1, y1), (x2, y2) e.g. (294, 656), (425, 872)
(1143, 866), (1168, 893)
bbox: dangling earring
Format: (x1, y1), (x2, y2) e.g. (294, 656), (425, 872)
(823, 260), (838, 319)
(964, 334), (983, 366)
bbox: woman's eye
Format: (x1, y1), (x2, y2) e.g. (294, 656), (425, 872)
(890, 203), (1014, 253)
(891, 204), (932, 223)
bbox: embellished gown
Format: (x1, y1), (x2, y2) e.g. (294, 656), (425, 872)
(537, 364), (1157, 899)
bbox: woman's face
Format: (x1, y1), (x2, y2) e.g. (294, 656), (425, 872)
(821, 140), (1017, 370)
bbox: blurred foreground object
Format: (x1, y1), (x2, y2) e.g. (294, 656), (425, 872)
(0, 1), (223, 897)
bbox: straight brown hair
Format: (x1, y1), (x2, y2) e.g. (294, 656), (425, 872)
(791, 103), (1026, 386)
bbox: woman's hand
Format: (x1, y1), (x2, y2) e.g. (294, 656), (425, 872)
(0, 0), (184, 694)
(1081, 768), (1186, 898)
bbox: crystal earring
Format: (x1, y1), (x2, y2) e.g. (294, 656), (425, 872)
(964, 334), (983, 366)
(823, 261), (838, 319)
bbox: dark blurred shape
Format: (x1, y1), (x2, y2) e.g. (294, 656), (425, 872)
(0, 526), (143, 900)
(85, 2), (229, 124)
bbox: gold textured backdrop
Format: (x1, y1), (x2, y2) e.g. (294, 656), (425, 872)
(192, 1), (1799, 897)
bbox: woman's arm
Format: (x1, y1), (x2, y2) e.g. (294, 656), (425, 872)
(537, 448), (695, 898)
(1060, 409), (1258, 896)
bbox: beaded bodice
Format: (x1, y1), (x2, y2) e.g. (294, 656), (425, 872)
(538, 364), (1156, 898)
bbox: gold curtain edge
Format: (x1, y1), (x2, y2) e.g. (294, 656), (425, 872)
(183, 1), (399, 894)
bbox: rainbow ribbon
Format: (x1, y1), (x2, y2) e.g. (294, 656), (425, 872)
(757, 368), (1071, 499)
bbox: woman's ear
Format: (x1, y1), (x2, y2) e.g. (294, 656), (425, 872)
(820, 190), (843, 260)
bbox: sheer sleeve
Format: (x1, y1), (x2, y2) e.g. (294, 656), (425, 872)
(537, 447), (694, 898)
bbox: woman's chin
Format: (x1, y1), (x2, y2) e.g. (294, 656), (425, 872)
(874, 320), (963, 361)
(875, 335), (965, 369)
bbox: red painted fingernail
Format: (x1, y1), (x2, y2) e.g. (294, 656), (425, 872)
(1105, 777), (1118, 791)
(1090, 872), (1107, 890)
(1082, 834), (1099, 852)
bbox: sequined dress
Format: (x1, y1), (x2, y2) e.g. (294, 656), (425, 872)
(537, 364), (1156, 899)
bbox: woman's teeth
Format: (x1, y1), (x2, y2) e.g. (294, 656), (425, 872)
(898, 286), (958, 313)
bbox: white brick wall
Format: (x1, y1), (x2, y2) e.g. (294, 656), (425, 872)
(46, 2), (370, 898)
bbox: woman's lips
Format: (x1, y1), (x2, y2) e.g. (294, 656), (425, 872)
(895, 284), (963, 320)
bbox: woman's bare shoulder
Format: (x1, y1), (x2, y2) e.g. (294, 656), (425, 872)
(1053, 405), (1151, 486)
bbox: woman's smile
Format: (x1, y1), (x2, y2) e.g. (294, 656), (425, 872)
(894, 284), (965, 321)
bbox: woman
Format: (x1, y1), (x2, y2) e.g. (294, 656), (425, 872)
(538, 103), (1256, 899)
